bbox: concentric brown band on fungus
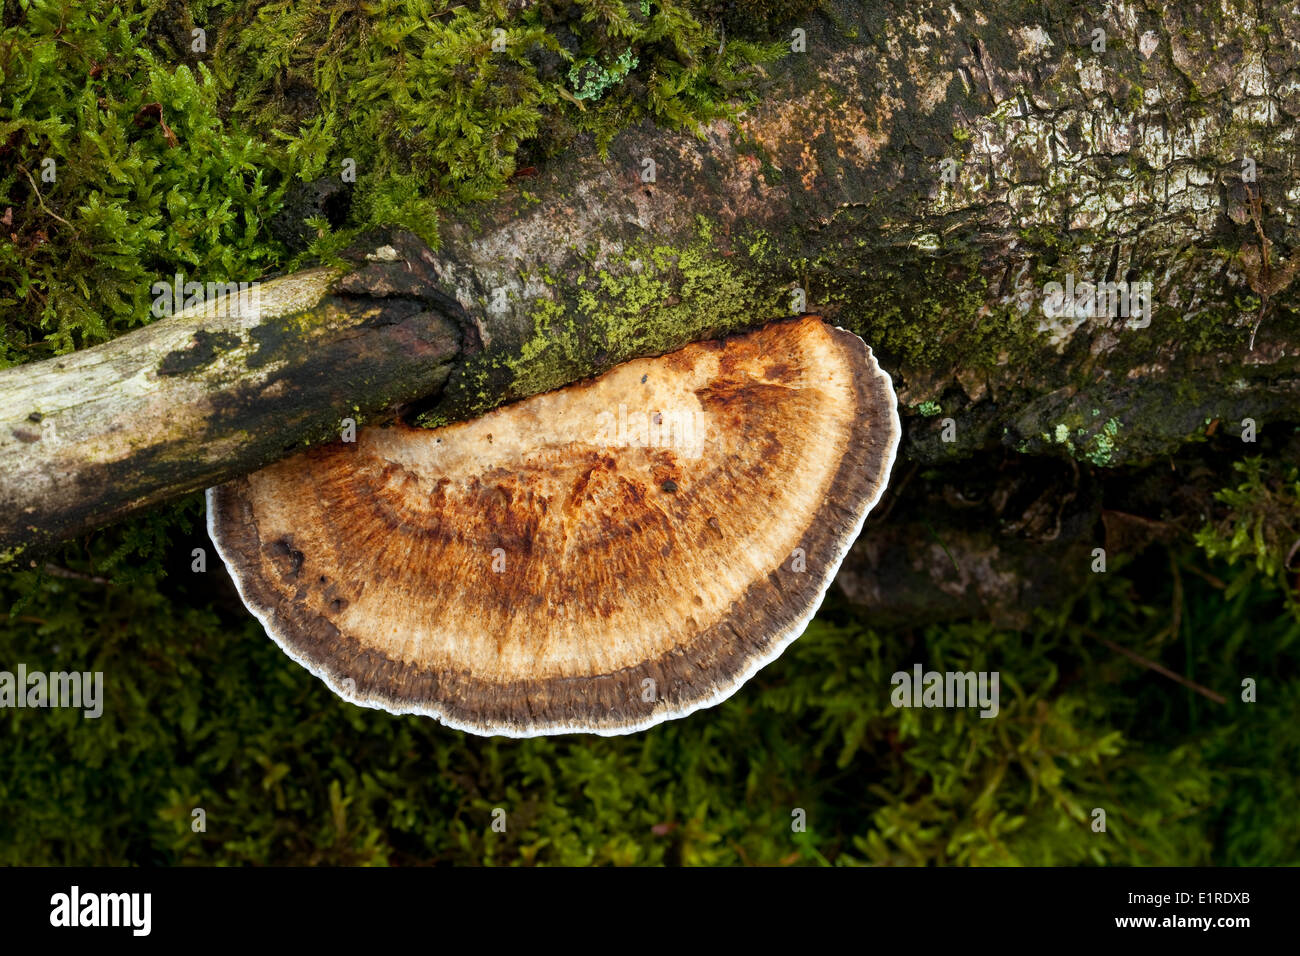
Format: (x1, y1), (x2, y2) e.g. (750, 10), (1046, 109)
(207, 315), (901, 736)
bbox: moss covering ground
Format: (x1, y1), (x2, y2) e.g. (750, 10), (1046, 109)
(1, 483), (1297, 866)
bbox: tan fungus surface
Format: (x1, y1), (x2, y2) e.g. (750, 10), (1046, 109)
(208, 316), (900, 736)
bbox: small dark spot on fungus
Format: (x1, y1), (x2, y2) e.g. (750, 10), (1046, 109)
(208, 317), (901, 737)
(27, 412), (42, 423)
(11, 428), (40, 444)
(267, 538), (305, 578)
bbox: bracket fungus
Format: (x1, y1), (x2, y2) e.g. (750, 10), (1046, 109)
(208, 316), (901, 736)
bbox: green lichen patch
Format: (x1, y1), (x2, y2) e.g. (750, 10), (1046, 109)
(569, 48), (639, 101)
(1037, 415), (1123, 466)
(419, 217), (789, 424)
(512, 232), (785, 390)
(824, 245), (1044, 374)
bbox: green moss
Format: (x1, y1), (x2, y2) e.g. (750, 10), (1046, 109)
(4, 498), (1297, 865)
(441, 218), (787, 414)
(744, 230), (775, 263)
(1195, 458), (1300, 615)
(0, 6), (286, 365)
(0, 544), (27, 573)
(0, 0), (784, 365)
(720, 0), (822, 35)
(230, 0), (785, 200)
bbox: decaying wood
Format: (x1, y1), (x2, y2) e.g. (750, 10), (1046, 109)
(416, 0), (1300, 462)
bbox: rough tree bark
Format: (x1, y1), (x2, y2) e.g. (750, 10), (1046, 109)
(3, 0), (1298, 601)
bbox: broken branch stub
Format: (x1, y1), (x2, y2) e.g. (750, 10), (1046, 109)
(0, 231), (466, 564)
(208, 316), (902, 736)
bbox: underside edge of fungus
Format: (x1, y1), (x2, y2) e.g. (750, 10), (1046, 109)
(207, 316), (902, 737)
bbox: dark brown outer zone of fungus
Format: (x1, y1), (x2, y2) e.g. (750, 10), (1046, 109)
(207, 316), (901, 737)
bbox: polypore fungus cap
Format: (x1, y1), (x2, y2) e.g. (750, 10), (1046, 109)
(208, 316), (901, 736)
